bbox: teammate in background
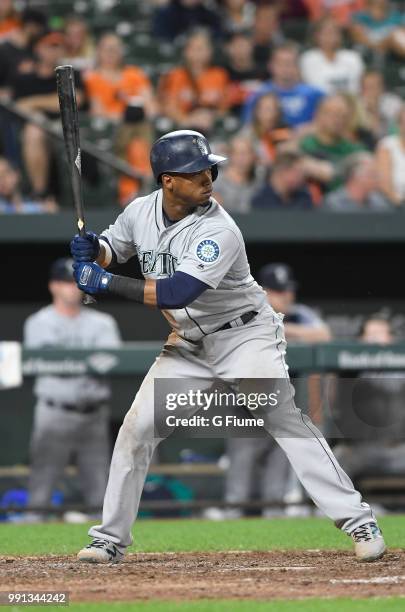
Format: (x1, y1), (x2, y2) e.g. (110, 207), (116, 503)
(333, 314), (405, 492)
(70, 129), (385, 564)
(23, 258), (121, 521)
(259, 262), (331, 342)
(222, 262), (331, 519)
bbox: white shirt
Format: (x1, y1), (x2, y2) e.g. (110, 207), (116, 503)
(300, 48), (364, 94)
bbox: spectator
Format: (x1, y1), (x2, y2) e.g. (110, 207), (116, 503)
(251, 3), (284, 75)
(0, 8), (47, 97)
(350, 0), (405, 59)
(357, 71), (402, 141)
(0, 156), (57, 213)
(224, 32), (263, 115)
(0, 0), (21, 42)
(83, 33), (156, 122)
(274, 0), (308, 21)
(219, 263), (331, 520)
(324, 152), (392, 212)
(83, 32), (157, 204)
(251, 151), (314, 210)
(24, 258), (121, 522)
(213, 135), (260, 213)
(243, 42), (324, 128)
(10, 31), (84, 199)
(219, 0), (255, 36)
(158, 29), (230, 133)
(299, 94), (365, 192)
(376, 105), (405, 206)
(153, 0), (221, 41)
(241, 92), (292, 166)
(61, 15), (95, 71)
(303, 0), (365, 27)
(300, 17), (365, 94)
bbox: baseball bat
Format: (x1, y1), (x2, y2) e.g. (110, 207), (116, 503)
(55, 64), (95, 305)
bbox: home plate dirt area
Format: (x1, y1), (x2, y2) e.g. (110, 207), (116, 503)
(1, 550), (405, 602)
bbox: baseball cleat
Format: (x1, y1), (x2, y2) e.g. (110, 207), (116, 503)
(77, 538), (124, 564)
(351, 522), (386, 562)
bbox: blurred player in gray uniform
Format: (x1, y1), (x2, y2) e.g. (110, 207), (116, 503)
(24, 258), (121, 518)
(223, 263), (332, 519)
(70, 130), (385, 563)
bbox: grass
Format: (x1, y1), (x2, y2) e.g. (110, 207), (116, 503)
(7, 599), (405, 612)
(2, 515), (405, 556)
(3, 517), (404, 611)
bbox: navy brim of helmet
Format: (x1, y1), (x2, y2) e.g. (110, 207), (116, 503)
(157, 153), (227, 182)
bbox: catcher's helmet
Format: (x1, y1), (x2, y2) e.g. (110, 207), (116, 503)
(150, 130), (227, 183)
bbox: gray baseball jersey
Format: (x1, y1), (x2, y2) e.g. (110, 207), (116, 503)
(24, 306), (121, 404)
(101, 189), (268, 340)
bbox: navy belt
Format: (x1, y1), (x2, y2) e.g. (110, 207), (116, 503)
(217, 310), (258, 332)
(45, 399), (100, 414)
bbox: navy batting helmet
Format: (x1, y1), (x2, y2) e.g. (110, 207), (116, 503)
(150, 130), (227, 183)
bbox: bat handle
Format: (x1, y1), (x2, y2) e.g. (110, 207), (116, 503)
(77, 220), (97, 306)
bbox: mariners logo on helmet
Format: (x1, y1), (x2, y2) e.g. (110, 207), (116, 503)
(196, 239), (220, 263)
(194, 136), (209, 156)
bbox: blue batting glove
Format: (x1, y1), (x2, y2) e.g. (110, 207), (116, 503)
(73, 262), (112, 295)
(70, 231), (100, 262)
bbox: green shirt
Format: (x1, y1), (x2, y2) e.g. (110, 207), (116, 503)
(300, 134), (364, 191)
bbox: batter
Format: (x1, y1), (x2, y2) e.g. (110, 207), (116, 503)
(70, 130), (386, 564)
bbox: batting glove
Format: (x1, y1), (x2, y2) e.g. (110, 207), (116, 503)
(70, 231), (100, 262)
(73, 262), (112, 295)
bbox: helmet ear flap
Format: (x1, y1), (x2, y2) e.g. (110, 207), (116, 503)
(211, 165), (218, 182)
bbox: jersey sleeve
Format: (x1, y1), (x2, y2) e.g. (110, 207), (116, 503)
(176, 227), (242, 289)
(100, 205), (137, 264)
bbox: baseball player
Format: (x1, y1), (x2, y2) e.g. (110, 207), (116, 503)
(24, 258), (121, 518)
(70, 130), (385, 563)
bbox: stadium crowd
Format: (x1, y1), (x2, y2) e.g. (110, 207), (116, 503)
(0, 0), (405, 212)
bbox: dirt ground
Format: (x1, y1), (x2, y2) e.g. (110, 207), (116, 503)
(1, 550), (405, 602)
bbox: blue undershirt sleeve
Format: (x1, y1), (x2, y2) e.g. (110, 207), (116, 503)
(156, 271), (210, 309)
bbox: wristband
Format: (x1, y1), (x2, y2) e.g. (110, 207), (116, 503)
(108, 275), (145, 303)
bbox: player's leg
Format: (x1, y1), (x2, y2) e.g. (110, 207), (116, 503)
(224, 437), (269, 517)
(28, 401), (74, 511)
(78, 334), (212, 562)
(210, 310), (385, 560)
(260, 439), (291, 517)
(75, 407), (110, 511)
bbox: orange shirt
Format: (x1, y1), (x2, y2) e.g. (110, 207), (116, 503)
(84, 66), (151, 119)
(303, 0), (365, 25)
(0, 16), (21, 41)
(159, 66), (230, 115)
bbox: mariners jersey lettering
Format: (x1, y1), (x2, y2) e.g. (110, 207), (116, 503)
(101, 189), (267, 341)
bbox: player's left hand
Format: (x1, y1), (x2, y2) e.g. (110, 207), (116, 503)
(73, 262), (112, 295)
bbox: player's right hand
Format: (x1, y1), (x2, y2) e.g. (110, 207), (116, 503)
(70, 231), (100, 262)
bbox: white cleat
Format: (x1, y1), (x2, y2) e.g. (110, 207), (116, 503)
(351, 522), (386, 562)
(77, 538), (124, 564)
